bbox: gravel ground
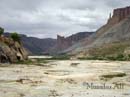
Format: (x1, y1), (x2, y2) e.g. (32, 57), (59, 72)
(0, 60), (130, 97)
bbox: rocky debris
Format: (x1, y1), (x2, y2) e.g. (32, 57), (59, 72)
(0, 36), (28, 63)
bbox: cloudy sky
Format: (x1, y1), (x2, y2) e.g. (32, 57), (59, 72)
(0, 0), (130, 38)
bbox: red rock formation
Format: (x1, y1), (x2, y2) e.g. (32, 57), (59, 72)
(108, 6), (130, 25)
(56, 32), (94, 52)
(57, 35), (71, 50)
(97, 6), (130, 36)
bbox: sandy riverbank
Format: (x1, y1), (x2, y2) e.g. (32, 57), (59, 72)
(0, 60), (130, 97)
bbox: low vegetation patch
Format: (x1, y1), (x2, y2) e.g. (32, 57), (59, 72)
(78, 56), (105, 60)
(70, 63), (79, 67)
(49, 54), (70, 60)
(15, 54), (70, 65)
(82, 54), (130, 61)
(101, 72), (126, 78)
(15, 59), (48, 65)
(100, 72), (126, 81)
(78, 41), (130, 61)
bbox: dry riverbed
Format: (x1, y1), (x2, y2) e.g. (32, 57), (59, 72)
(0, 60), (130, 97)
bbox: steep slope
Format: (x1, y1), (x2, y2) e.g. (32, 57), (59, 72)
(66, 6), (130, 57)
(83, 17), (130, 57)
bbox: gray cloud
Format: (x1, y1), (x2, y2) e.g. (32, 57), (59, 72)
(0, 0), (130, 38)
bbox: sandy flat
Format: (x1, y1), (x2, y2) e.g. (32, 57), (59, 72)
(0, 60), (130, 97)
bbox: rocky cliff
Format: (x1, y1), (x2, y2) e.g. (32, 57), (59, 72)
(96, 6), (130, 37)
(57, 35), (71, 51)
(108, 6), (130, 25)
(4, 33), (56, 55)
(65, 6), (130, 57)
(0, 35), (28, 63)
(50, 32), (94, 54)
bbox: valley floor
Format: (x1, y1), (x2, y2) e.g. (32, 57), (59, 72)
(0, 60), (130, 97)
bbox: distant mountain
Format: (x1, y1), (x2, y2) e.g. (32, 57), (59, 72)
(4, 32), (94, 55)
(49, 32), (94, 54)
(65, 6), (130, 58)
(4, 33), (57, 55)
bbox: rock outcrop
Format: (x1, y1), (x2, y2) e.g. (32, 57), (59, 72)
(4, 33), (56, 55)
(49, 32), (94, 54)
(57, 35), (71, 51)
(57, 32), (94, 50)
(0, 35), (28, 63)
(108, 6), (130, 25)
(96, 6), (130, 37)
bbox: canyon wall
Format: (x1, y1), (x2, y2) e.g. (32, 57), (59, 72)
(65, 6), (130, 56)
(96, 6), (130, 36)
(108, 6), (130, 25)
(55, 32), (94, 52)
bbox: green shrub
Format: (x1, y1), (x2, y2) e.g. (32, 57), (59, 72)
(51, 54), (70, 60)
(106, 56), (117, 61)
(15, 60), (33, 65)
(116, 54), (124, 58)
(78, 56), (105, 60)
(11, 32), (20, 42)
(79, 54), (128, 61)
(15, 59), (49, 65)
(104, 54), (126, 61)
(0, 27), (4, 36)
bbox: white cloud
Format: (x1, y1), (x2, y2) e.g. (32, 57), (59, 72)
(0, 0), (130, 38)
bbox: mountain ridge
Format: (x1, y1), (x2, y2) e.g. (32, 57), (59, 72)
(4, 32), (94, 55)
(49, 32), (94, 54)
(64, 6), (130, 58)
